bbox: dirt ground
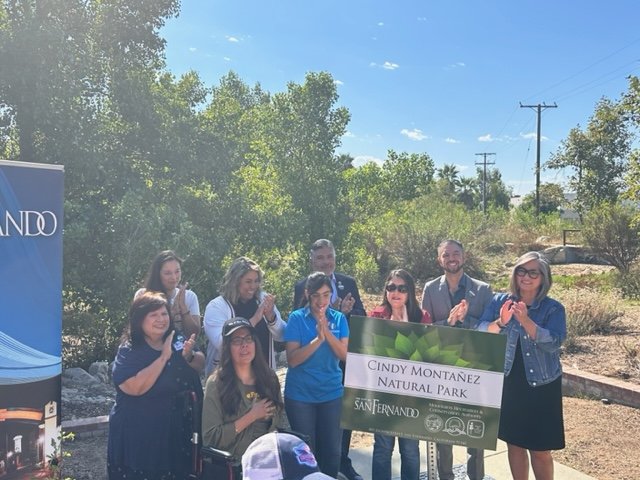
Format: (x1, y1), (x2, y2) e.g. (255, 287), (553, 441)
(62, 264), (640, 480)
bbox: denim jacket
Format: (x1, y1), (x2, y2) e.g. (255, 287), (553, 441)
(476, 293), (566, 387)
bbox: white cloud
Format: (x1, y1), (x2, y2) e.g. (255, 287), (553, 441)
(334, 79), (344, 86)
(378, 22), (384, 27)
(445, 137), (460, 144)
(353, 155), (384, 167)
(343, 130), (355, 138)
(520, 132), (549, 141)
(189, 47), (197, 52)
(478, 134), (494, 142)
(417, 17), (427, 22)
(223, 56), (231, 62)
(226, 36), (239, 43)
(370, 61), (399, 70)
(401, 128), (428, 141)
(445, 62), (466, 70)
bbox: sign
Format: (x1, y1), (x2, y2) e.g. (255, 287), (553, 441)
(342, 316), (506, 450)
(0, 160), (64, 473)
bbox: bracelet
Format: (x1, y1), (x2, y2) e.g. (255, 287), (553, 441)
(496, 318), (506, 329)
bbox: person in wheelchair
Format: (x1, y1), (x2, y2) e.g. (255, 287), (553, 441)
(202, 317), (286, 461)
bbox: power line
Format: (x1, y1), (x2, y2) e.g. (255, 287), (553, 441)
(519, 102), (558, 216)
(475, 152), (496, 214)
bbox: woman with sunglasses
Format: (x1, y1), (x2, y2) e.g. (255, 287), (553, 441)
(369, 269), (430, 480)
(284, 271), (350, 477)
(477, 252), (566, 480)
(202, 317), (285, 461)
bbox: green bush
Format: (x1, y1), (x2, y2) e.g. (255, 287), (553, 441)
(583, 202), (640, 273)
(555, 288), (624, 352)
(614, 269), (640, 300)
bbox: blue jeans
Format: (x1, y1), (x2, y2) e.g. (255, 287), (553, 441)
(285, 397), (343, 477)
(372, 434), (420, 480)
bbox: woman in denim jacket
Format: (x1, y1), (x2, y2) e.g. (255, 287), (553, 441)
(477, 252), (566, 480)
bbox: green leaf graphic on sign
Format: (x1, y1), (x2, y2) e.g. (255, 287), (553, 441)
(409, 350), (423, 362)
(395, 332), (413, 355)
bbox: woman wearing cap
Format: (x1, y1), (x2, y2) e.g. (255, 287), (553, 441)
(284, 272), (350, 478)
(369, 269), (430, 480)
(108, 292), (202, 480)
(477, 252), (566, 480)
(204, 257), (286, 376)
(202, 317), (285, 460)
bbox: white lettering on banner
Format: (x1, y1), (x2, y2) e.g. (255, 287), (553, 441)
(345, 352), (503, 408)
(0, 210), (58, 237)
(354, 397), (420, 418)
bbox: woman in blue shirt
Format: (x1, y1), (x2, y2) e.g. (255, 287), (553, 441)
(477, 252), (566, 480)
(284, 272), (349, 478)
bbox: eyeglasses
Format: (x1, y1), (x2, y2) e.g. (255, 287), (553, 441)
(515, 267), (541, 279)
(230, 334), (255, 346)
(385, 283), (409, 293)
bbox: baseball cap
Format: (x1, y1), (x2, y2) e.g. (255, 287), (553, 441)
(222, 317), (255, 337)
(242, 432), (333, 480)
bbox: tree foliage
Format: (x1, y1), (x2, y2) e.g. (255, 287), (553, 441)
(582, 202), (640, 274)
(519, 182), (566, 214)
(546, 98), (633, 215)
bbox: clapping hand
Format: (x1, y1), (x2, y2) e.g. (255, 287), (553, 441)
(499, 299), (514, 326)
(448, 299), (468, 325)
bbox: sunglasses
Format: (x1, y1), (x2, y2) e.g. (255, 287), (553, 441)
(515, 267), (541, 279)
(230, 334), (255, 346)
(385, 283), (409, 293)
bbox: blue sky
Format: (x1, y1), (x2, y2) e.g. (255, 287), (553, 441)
(161, 1), (640, 196)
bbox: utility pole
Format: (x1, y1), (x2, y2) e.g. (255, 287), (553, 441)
(520, 102), (557, 216)
(475, 152), (495, 214)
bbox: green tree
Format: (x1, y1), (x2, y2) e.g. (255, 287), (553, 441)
(434, 163), (460, 201)
(546, 98), (633, 215)
(260, 71), (351, 243)
(519, 182), (566, 215)
(382, 150), (434, 201)
(474, 167), (511, 210)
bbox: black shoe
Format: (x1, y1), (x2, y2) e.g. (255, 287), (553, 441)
(339, 464), (363, 480)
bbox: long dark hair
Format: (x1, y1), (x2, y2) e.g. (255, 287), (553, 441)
(300, 271), (333, 308)
(144, 250), (183, 296)
(124, 291), (173, 347)
(380, 269), (423, 323)
(214, 321), (283, 418)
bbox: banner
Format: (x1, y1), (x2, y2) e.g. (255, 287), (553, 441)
(0, 160), (64, 477)
(342, 316), (506, 450)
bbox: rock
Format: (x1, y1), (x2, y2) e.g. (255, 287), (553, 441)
(63, 367), (100, 385)
(88, 361), (110, 384)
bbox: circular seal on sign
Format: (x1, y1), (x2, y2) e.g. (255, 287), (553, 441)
(424, 414), (444, 433)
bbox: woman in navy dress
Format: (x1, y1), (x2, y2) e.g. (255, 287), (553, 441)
(107, 291), (202, 480)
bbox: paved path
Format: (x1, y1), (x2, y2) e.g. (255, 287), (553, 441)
(345, 440), (595, 479)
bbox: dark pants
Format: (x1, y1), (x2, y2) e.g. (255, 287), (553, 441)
(436, 444), (485, 480)
(285, 397), (343, 478)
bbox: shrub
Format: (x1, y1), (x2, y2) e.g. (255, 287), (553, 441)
(614, 269), (640, 300)
(582, 202), (640, 273)
(555, 288), (624, 352)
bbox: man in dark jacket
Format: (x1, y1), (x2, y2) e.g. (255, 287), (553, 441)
(293, 238), (365, 480)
